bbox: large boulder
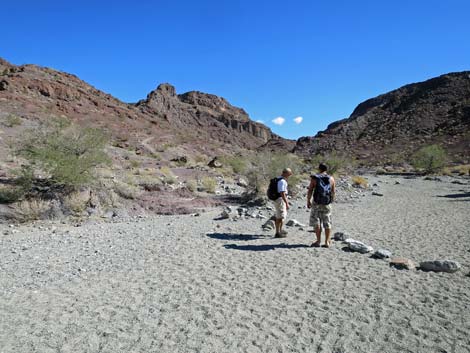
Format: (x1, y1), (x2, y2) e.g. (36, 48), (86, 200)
(345, 239), (374, 254)
(419, 260), (461, 273)
(390, 257), (416, 270)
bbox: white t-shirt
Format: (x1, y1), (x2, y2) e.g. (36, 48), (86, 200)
(277, 177), (288, 195)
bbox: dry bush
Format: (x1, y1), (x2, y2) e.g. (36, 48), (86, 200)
(445, 164), (470, 176)
(351, 176), (368, 188)
(137, 175), (162, 191)
(10, 199), (50, 222)
(201, 177), (217, 193)
(186, 179), (198, 192)
(160, 166), (177, 185)
(62, 191), (90, 214)
(2, 114), (22, 127)
(113, 180), (142, 199)
(411, 145), (447, 174)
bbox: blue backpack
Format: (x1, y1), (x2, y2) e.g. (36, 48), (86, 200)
(313, 174), (332, 205)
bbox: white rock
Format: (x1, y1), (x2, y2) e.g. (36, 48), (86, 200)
(347, 240), (373, 253)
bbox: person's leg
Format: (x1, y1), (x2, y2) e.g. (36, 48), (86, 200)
(324, 228), (331, 247)
(323, 206), (332, 247)
(313, 225), (322, 246)
(275, 218), (281, 235)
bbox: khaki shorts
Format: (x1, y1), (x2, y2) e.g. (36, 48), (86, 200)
(309, 204), (332, 229)
(274, 197), (287, 220)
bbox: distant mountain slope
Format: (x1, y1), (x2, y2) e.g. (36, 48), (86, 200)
(0, 58), (293, 160)
(295, 72), (470, 164)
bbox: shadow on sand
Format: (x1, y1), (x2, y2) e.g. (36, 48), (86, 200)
(206, 233), (267, 241)
(436, 191), (470, 200)
(223, 243), (311, 251)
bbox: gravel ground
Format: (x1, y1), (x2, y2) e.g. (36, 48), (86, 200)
(1, 175), (469, 353)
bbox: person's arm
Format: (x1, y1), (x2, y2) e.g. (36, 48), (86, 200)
(330, 176), (336, 202)
(280, 191), (289, 210)
(307, 177), (316, 208)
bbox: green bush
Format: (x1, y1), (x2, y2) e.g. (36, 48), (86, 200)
(412, 145), (447, 174)
(220, 155), (247, 174)
(15, 119), (111, 189)
(310, 152), (348, 175)
(244, 152), (301, 198)
(201, 177), (217, 193)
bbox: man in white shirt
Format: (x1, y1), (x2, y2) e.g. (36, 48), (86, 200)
(274, 168), (293, 238)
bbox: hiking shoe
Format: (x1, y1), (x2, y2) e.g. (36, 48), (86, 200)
(275, 232), (287, 238)
(280, 230), (288, 236)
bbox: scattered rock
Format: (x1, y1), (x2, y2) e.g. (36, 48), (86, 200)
(372, 249), (392, 259)
(347, 239), (374, 254)
(419, 260), (461, 273)
(372, 192), (384, 196)
(286, 219), (306, 227)
(390, 257), (416, 270)
(236, 178), (248, 187)
(395, 181), (401, 185)
(333, 232), (349, 241)
(262, 220), (275, 231)
(208, 157), (222, 168)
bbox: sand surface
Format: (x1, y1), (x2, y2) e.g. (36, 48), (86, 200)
(1, 175), (469, 353)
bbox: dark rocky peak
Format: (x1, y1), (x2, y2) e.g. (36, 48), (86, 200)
(295, 71), (470, 164)
(178, 91), (249, 121)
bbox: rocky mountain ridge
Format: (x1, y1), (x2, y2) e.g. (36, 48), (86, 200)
(295, 71), (470, 164)
(0, 58), (293, 161)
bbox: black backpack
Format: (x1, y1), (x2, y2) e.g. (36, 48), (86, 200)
(313, 174), (332, 205)
(267, 177), (282, 200)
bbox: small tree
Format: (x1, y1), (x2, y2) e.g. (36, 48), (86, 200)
(411, 145), (447, 174)
(16, 118), (111, 189)
(244, 152), (301, 198)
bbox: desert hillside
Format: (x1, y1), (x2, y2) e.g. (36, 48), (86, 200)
(295, 71), (470, 164)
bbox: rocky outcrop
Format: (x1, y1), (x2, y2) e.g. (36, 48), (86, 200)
(0, 58), (292, 156)
(136, 83), (278, 145)
(295, 71), (470, 164)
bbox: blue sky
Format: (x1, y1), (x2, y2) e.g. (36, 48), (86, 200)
(3, 0), (470, 140)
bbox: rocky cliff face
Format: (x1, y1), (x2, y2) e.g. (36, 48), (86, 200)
(0, 58), (292, 158)
(295, 72), (470, 164)
(135, 83), (277, 144)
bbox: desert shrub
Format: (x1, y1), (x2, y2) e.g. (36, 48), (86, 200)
(244, 152), (301, 198)
(10, 199), (50, 222)
(160, 166), (177, 185)
(310, 152), (349, 175)
(2, 114), (22, 127)
(186, 179), (198, 192)
(62, 191), (90, 214)
(137, 175), (162, 191)
(129, 159), (141, 169)
(351, 176), (368, 188)
(411, 145), (447, 174)
(112, 180), (141, 199)
(15, 118), (111, 189)
(220, 155), (247, 174)
(201, 177), (217, 193)
(0, 185), (24, 203)
(194, 154), (207, 165)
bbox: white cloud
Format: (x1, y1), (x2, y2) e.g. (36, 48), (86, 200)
(256, 120), (265, 124)
(272, 116), (285, 126)
(293, 116), (303, 124)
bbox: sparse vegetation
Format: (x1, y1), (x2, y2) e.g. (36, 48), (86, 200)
(351, 176), (368, 188)
(113, 180), (141, 199)
(10, 199), (51, 222)
(201, 177), (217, 193)
(310, 152), (350, 175)
(62, 191), (90, 214)
(411, 145), (447, 174)
(186, 179), (198, 192)
(15, 118), (111, 189)
(244, 152), (302, 198)
(220, 155), (247, 174)
(2, 114), (22, 127)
